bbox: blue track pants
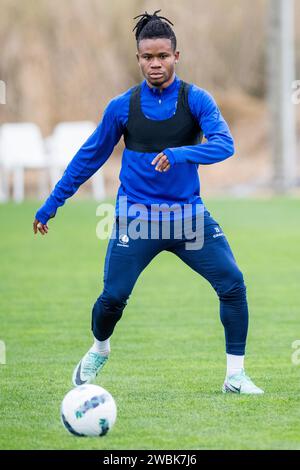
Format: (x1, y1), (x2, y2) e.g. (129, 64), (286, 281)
(92, 210), (248, 355)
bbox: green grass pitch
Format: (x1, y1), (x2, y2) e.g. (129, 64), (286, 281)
(0, 198), (300, 450)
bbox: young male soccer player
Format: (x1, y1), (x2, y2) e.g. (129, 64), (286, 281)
(33, 10), (264, 394)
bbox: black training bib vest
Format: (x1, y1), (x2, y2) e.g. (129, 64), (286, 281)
(123, 80), (203, 153)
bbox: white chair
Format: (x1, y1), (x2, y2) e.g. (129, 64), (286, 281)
(0, 123), (48, 202)
(46, 121), (106, 201)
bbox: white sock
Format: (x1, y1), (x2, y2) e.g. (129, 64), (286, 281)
(226, 354), (244, 377)
(90, 337), (111, 356)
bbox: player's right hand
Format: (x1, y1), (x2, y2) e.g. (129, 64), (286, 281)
(33, 218), (49, 235)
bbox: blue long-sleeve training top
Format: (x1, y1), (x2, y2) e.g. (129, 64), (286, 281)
(36, 75), (235, 224)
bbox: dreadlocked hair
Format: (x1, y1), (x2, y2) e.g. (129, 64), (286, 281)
(133, 9), (177, 51)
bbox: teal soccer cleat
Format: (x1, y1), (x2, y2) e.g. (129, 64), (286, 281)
(72, 349), (109, 387)
(222, 369), (264, 395)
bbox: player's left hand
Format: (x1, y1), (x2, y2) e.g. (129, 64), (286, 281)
(151, 153), (171, 173)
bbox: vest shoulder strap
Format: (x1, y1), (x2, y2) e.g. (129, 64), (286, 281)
(129, 85), (142, 115)
(180, 81), (193, 114)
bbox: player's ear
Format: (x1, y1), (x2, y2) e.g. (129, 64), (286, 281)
(175, 51), (180, 63)
(136, 52), (140, 63)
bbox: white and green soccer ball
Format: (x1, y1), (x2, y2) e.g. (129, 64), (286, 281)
(61, 384), (117, 437)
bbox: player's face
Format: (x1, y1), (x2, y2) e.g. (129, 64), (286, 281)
(136, 38), (179, 89)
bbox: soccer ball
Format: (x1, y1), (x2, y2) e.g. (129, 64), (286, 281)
(61, 384), (117, 437)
